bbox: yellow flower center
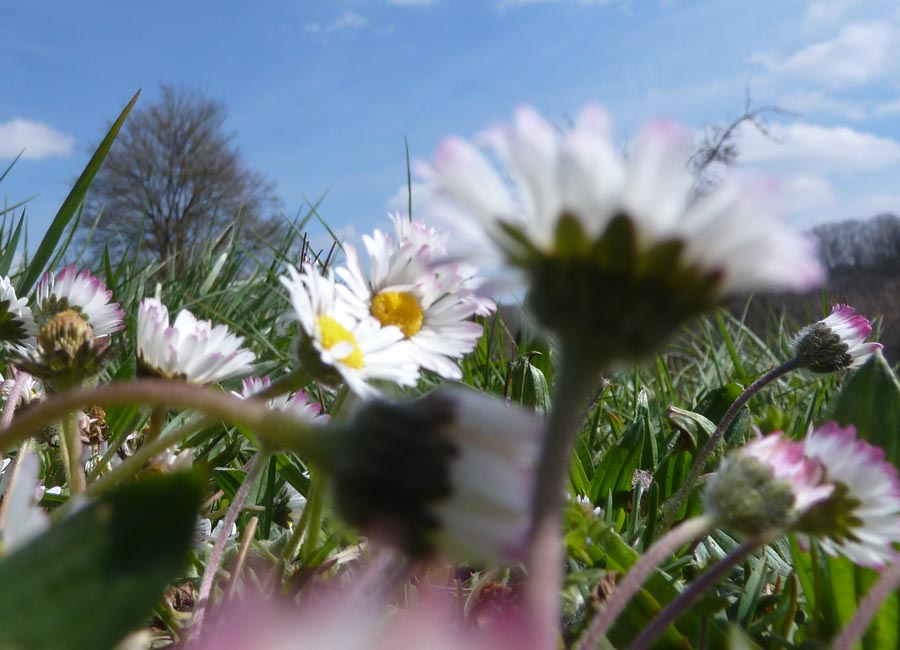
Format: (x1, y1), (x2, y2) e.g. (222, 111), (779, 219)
(317, 315), (364, 369)
(370, 291), (424, 338)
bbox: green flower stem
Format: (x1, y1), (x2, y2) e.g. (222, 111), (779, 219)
(0, 379), (337, 471)
(268, 474), (320, 592)
(61, 408), (86, 494)
(299, 469), (326, 564)
(832, 558), (900, 650)
(526, 345), (603, 650)
(190, 451), (269, 643)
(146, 406), (167, 444)
(626, 534), (768, 650)
(575, 515), (716, 650)
(658, 358), (801, 534)
(297, 386), (350, 566)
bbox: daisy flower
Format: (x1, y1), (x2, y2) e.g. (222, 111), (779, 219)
(0, 368), (42, 406)
(390, 213), (497, 317)
(0, 275), (37, 346)
(237, 376), (327, 422)
(280, 263), (419, 397)
(33, 264), (124, 336)
(136, 297), (255, 384)
(792, 304), (883, 373)
(419, 105), (823, 361)
(795, 423), (900, 568)
(332, 385), (542, 563)
(336, 226), (486, 380)
(704, 433), (833, 536)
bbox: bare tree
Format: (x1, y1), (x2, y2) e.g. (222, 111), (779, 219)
(82, 83), (282, 267)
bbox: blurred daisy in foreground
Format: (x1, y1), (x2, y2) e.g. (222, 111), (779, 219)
(792, 304), (883, 373)
(137, 298), (255, 384)
(336, 222), (487, 380)
(280, 263), (419, 397)
(331, 385), (542, 563)
(419, 105), (823, 362)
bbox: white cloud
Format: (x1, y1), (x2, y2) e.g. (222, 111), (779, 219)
(778, 90), (869, 121)
(802, 0), (862, 29)
(782, 173), (837, 212)
(0, 119), (74, 160)
(305, 11), (367, 36)
(754, 22), (895, 88)
(387, 0), (434, 5)
(737, 121), (900, 173)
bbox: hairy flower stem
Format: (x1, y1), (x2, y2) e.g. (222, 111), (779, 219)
(626, 535), (766, 650)
(190, 451), (269, 644)
(526, 346), (603, 650)
(86, 375), (301, 484)
(832, 559), (900, 650)
(0, 379), (336, 471)
(61, 408), (86, 494)
(575, 515), (715, 649)
(658, 358), (800, 534)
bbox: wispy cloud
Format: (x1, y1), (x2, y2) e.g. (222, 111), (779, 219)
(305, 11), (367, 37)
(387, 0), (435, 6)
(0, 119), (74, 160)
(754, 22), (896, 88)
(802, 0), (863, 29)
(738, 121), (900, 173)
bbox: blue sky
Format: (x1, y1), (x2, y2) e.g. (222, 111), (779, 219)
(3, 0), (900, 252)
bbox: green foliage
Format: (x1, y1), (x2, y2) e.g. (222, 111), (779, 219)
(0, 472), (203, 650)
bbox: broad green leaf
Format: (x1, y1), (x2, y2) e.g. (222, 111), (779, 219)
(589, 412), (645, 504)
(830, 351), (900, 468)
(17, 90), (140, 295)
(0, 471), (202, 650)
(508, 352), (551, 414)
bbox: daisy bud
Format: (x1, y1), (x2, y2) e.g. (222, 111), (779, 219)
(14, 309), (112, 385)
(794, 423), (900, 568)
(703, 433), (833, 536)
(331, 386), (541, 563)
(791, 304), (883, 373)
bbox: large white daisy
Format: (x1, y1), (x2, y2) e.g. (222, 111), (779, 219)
(336, 225), (486, 381)
(280, 263), (419, 397)
(136, 297), (255, 384)
(419, 105), (824, 361)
